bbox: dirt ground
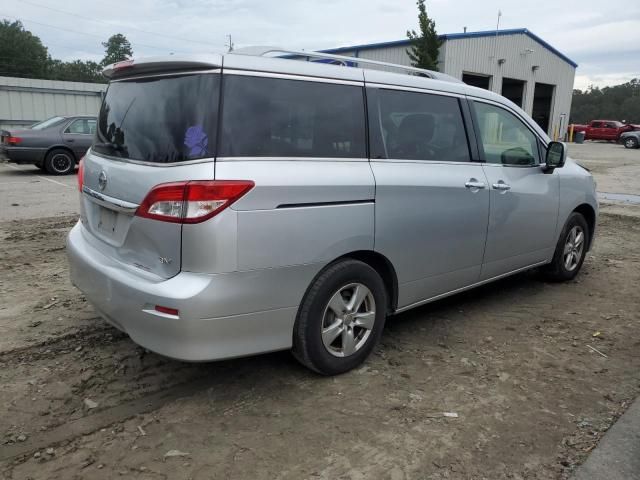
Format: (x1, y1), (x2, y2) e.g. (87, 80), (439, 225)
(1, 142), (639, 479)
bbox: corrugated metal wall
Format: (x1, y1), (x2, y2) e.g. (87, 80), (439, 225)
(441, 33), (575, 138)
(0, 77), (106, 130)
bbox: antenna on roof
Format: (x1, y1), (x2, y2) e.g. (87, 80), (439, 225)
(491, 9), (502, 61)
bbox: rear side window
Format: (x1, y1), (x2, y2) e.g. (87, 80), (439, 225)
(94, 74), (220, 163)
(219, 75), (366, 158)
(368, 88), (471, 162)
(65, 119), (96, 135)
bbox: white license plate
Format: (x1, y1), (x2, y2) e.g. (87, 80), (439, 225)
(97, 207), (118, 234)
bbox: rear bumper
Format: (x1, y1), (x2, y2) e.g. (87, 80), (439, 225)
(1, 146), (45, 164)
(66, 221), (314, 361)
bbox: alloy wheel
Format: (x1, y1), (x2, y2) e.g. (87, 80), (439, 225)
(50, 153), (72, 174)
(321, 283), (376, 357)
(563, 225), (585, 272)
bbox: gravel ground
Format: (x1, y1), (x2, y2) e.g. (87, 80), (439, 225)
(1, 142), (639, 479)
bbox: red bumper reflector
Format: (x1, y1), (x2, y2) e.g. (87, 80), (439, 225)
(155, 305), (179, 316)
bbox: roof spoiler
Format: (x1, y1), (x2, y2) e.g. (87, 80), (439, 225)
(102, 54), (223, 80)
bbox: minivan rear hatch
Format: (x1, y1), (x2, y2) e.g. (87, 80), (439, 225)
(80, 64), (221, 278)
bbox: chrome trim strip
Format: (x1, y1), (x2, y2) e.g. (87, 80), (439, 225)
(89, 148), (216, 167)
(366, 82), (463, 98)
(82, 186), (139, 214)
(223, 69), (364, 86)
(111, 69), (221, 82)
(277, 199), (374, 209)
(394, 260), (549, 314)
(371, 158), (483, 166)
(216, 156), (368, 162)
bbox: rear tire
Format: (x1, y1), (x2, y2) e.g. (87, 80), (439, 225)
(292, 259), (387, 375)
(44, 149), (75, 175)
(541, 212), (589, 282)
(624, 137), (638, 149)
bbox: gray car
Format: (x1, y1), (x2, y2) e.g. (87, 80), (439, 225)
(620, 130), (639, 149)
(67, 51), (598, 375)
(1, 115), (96, 174)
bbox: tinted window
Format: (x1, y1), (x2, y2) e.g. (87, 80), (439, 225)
(474, 102), (539, 166)
(220, 76), (365, 158)
(591, 122), (602, 128)
(368, 89), (470, 162)
(65, 119), (96, 134)
(94, 74), (219, 163)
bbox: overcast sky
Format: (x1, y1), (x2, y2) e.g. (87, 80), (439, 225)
(4, 0), (639, 89)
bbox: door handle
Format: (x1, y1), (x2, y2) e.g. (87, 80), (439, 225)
(465, 179), (486, 189)
(65, 139), (75, 143)
(492, 181), (511, 191)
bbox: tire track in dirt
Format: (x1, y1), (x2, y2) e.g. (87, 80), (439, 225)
(1, 376), (212, 462)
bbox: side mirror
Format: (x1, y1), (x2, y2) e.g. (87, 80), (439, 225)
(545, 141), (566, 170)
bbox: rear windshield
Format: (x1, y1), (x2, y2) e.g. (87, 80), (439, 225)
(94, 73), (220, 163)
(31, 116), (66, 130)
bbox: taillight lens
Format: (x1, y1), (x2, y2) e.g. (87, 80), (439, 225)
(136, 180), (254, 224)
(7, 136), (22, 145)
(77, 156), (85, 192)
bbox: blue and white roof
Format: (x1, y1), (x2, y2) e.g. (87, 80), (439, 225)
(320, 28), (578, 69)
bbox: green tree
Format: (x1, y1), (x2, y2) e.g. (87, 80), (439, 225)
(406, 0), (442, 71)
(47, 59), (104, 83)
(570, 79), (640, 124)
(101, 33), (133, 66)
(0, 20), (49, 78)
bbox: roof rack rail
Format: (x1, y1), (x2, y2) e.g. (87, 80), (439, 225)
(231, 46), (458, 82)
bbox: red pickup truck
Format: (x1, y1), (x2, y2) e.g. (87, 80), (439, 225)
(572, 120), (640, 141)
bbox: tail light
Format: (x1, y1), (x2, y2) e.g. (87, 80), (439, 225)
(136, 180), (254, 224)
(7, 136), (22, 145)
(77, 156), (85, 192)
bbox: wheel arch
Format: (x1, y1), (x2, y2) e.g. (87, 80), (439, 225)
(335, 250), (399, 314)
(572, 203), (596, 250)
(45, 145), (77, 162)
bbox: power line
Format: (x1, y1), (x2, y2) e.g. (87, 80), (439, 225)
(3, 14), (198, 53)
(17, 0), (214, 46)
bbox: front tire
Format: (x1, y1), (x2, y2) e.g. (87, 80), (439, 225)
(623, 137), (638, 149)
(542, 212), (589, 282)
(292, 259), (387, 375)
(44, 149), (75, 175)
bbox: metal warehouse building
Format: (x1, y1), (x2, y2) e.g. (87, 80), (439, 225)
(321, 28), (577, 138)
(0, 76), (105, 131)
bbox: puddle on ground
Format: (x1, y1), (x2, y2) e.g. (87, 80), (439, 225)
(598, 192), (640, 205)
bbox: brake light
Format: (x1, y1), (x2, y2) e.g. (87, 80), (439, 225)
(113, 59), (134, 71)
(136, 180), (254, 224)
(7, 136), (22, 145)
(77, 156), (85, 192)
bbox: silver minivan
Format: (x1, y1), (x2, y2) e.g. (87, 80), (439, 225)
(67, 51), (598, 375)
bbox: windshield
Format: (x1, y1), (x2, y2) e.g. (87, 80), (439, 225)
(93, 73), (220, 163)
(31, 116), (66, 130)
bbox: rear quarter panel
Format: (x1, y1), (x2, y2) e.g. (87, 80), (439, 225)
(204, 159), (376, 273)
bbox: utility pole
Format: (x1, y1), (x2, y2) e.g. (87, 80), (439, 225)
(226, 34), (234, 52)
